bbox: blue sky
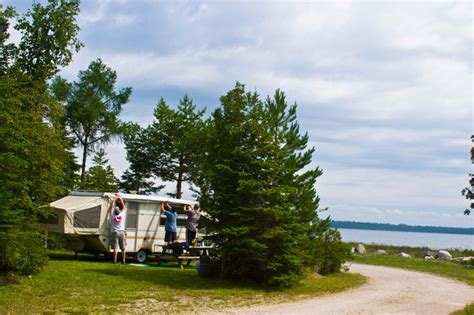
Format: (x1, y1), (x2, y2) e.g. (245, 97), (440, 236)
(5, 0), (473, 228)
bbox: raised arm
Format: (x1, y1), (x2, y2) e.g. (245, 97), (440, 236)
(117, 195), (125, 212)
(110, 195), (119, 212)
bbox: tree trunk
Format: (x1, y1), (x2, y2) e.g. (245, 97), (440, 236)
(80, 138), (88, 188)
(176, 159), (184, 199)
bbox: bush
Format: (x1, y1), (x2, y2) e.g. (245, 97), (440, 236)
(310, 229), (351, 275)
(46, 232), (67, 250)
(0, 228), (48, 275)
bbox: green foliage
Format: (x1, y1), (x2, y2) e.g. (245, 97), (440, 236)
(120, 123), (163, 194)
(0, 1), (81, 274)
(332, 220), (473, 235)
(0, 229), (48, 275)
(310, 227), (351, 274)
(0, 75), (68, 208)
(452, 303), (474, 315)
(198, 83), (330, 287)
(45, 232), (66, 250)
(118, 169), (163, 195)
(0, 5), (16, 75)
(125, 95), (205, 198)
(10, 0), (82, 81)
(82, 148), (118, 192)
(51, 58), (132, 186)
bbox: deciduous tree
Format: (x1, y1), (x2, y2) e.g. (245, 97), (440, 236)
(51, 59), (132, 187)
(0, 0), (81, 274)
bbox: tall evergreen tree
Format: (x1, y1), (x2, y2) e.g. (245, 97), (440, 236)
(126, 95), (205, 198)
(82, 149), (118, 192)
(50, 59), (132, 187)
(120, 123), (162, 195)
(199, 83), (325, 287)
(119, 169), (162, 195)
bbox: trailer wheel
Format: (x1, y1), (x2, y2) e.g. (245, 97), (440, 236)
(136, 250), (148, 263)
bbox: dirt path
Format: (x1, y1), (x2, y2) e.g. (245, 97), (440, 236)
(226, 263), (474, 315)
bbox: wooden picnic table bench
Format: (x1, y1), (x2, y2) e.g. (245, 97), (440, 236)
(156, 245), (215, 269)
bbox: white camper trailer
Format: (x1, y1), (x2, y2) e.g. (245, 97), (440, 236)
(40, 192), (198, 262)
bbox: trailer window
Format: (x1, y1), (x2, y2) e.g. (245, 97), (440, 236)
(73, 206), (101, 228)
(126, 202), (138, 229)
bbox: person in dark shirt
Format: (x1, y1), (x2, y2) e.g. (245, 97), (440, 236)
(160, 202), (177, 245)
(183, 204), (201, 245)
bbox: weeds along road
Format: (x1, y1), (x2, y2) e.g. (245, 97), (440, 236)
(227, 263), (474, 315)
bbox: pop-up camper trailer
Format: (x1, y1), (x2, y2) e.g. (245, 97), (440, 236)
(40, 192), (198, 262)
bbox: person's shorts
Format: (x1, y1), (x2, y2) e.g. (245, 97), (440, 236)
(112, 231), (126, 250)
(165, 230), (177, 242)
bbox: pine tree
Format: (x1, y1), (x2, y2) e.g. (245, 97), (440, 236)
(126, 95), (205, 198)
(199, 83), (326, 287)
(121, 123), (163, 194)
(82, 149), (118, 192)
(118, 169), (163, 195)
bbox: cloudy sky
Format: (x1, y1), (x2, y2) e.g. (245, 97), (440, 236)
(6, 0), (473, 228)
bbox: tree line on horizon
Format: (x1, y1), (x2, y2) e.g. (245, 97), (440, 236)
(331, 221), (473, 235)
(0, 0), (349, 287)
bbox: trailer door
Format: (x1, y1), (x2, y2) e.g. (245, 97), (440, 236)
(126, 201), (139, 252)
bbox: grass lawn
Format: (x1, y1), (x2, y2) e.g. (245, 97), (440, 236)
(0, 251), (366, 313)
(352, 254), (474, 286)
(350, 245), (474, 314)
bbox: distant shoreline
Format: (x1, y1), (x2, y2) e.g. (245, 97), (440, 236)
(331, 220), (474, 235)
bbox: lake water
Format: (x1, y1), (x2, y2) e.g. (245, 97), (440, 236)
(338, 228), (474, 250)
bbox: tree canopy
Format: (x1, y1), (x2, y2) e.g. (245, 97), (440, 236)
(197, 83), (325, 287)
(125, 95), (205, 198)
(0, 0), (81, 274)
(82, 148), (118, 192)
(51, 58), (132, 186)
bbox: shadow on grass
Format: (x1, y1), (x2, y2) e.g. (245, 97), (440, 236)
(48, 250), (110, 262)
(87, 265), (269, 293)
(48, 251), (194, 269)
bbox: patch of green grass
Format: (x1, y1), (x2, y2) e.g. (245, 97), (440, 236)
(451, 303), (474, 315)
(349, 244), (474, 314)
(352, 255), (474, 286)
(346, 242), (474, 258)
(0, 251), (366, 313)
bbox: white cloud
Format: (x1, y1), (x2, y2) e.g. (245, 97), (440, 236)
(58, 1), (473, 227)
(79, 0), (131, 25)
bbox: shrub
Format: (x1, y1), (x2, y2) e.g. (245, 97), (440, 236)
(46, 232), (67, 250)
(310, 229), (351, 275)
(0, 228), (48, 275)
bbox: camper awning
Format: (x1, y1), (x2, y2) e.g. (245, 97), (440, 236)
(50, 195), (107, 212)
(49, 195), (112, 235)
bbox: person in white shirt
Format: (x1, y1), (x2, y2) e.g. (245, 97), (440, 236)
(110, 194), (127, 264)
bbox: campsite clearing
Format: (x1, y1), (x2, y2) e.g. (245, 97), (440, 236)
(0, 251), (365, 313)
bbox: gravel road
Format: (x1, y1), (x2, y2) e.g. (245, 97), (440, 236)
(227, 263), (474, 315)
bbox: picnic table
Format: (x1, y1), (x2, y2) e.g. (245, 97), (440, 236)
(156, 245), (215, 269)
